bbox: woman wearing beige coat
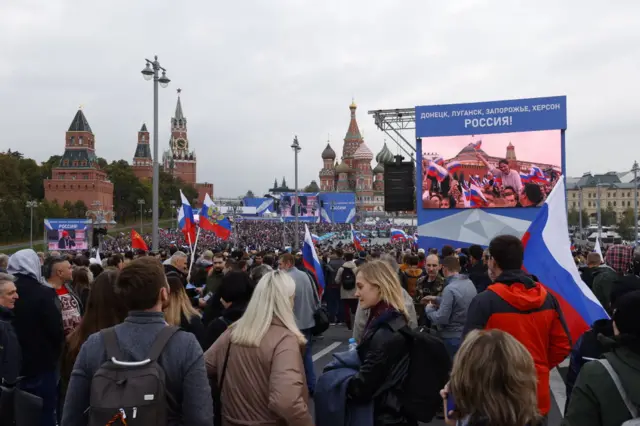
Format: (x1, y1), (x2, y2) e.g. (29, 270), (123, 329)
(204, 270), (313, 426)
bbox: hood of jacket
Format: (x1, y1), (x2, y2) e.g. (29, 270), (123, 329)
(489, 269), (547, 311)
(404, 267), (423, 279)
(342, 261), (357, 269)
(7, 249), (42, 283)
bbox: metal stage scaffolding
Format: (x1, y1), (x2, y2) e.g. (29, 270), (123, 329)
(368, 108), (417, 160)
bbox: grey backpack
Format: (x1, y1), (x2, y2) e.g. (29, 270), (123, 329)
(88, 326), (179, 426)
(598, 359), (640, 425)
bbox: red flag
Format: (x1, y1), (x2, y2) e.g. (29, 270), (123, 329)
(131, 229), (148, 251)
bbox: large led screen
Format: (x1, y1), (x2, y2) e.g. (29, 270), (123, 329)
(420, 130), (562, 209)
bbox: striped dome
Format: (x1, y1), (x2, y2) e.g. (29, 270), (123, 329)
(376, 142), (395, 164)
(353, 142), (373, 161)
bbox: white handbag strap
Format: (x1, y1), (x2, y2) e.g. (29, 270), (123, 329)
(598, 359), (638, 418)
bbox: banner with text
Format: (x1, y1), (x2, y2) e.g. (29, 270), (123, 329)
(318, 192), (356, 223)
(415, 96), (567, 249)
(44, 218), (89, 250)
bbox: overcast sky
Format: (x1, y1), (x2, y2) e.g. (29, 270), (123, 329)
(2, 0), (639, 197)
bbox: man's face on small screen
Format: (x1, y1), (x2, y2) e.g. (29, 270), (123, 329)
(503, 190), (517, 207)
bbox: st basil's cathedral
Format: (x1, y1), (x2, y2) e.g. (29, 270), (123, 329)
(318, 100), (395, 212)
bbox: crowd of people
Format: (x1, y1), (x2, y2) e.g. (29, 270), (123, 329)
(422, 152), (561, 209)
(100, 221), (417, 253)
(0, 234), (638, 426)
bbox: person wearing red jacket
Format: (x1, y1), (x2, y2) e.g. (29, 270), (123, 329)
(464, 234), (572, 418)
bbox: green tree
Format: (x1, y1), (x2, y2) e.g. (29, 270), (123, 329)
(617, 208), (636, 241)
(568, 207), (589, 228)
(40, 155), (62, 180)
(601, 206), (617, 227)
(105, 160), (150, 224)
(245, 190), (255, 198)
(19, 158), (44, 200)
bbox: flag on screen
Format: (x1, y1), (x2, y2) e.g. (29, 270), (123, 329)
(131, 229), (148, 251)
(303, 224), (325, 297)
(199, 193), (232, 240)
(427, 162), (449, 182)
(178, 190), (196, 243)
(522, 178), (609, 342)
(446, 161), (462, 175)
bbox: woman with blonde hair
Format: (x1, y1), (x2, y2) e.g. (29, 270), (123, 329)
(346, 260), (414, 426)
(204, 270), (313, 426)
(442, 329), (540, 426)
(165, 275), (205, 347)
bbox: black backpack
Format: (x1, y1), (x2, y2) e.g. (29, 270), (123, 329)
(398, 326), (451, 423)
(88, 326), (178, 426)
(341, 267), (356, 290)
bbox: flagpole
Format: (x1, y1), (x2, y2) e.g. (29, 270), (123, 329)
(187, 227), (201, 281)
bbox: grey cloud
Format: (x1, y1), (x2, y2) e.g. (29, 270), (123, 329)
(1, 0), (640, 196)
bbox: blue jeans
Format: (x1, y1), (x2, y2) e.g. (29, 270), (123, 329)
(19, 370), (58, 426)
(443, 337), (462, 359)
(302, 329), (316, 394)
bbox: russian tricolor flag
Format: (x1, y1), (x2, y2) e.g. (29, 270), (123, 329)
(522, 178), (609, 342)
(390, 228), (407, 241)
(446, 161), (462, 175)
(471, 140), (482, 150)
(427, 162), (449, 182)
(351, 225), (363, 251)
(469, 183), (488, 207)
(303, 224), (325, 297)
(199, 193), (232, 240)
(311, 233), (320, 243)
(178, 190), (197, 243)
(433, 156), (445, 166)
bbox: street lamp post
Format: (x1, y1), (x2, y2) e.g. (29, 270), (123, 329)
(170, 200), (177, 230)
(633, 161), (639, 243)
(141, 56), (171, 252)
(578, 185), (583, 241)
(26, 201), (38, 249)
(330, 201), (335, 230)
(291, 136), (301, 250)
(138, 199), (146, 233)
(227, 204), (243, 248)
(596, 182), (610, 242)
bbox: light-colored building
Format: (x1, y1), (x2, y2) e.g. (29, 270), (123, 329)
(566, 172), (639, 221)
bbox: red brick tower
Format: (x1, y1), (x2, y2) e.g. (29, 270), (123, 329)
(132, 123), (152, 180)
(163, 89), (196, 185)
(44, 109), (114, 211)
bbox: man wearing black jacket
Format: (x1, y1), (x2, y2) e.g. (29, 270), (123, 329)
(0, 272), (20, 385)
(8, 249), (64, 426)
(467, 245), (492, 293)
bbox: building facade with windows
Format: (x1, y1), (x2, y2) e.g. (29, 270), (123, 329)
(566, 172), (639, 221)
